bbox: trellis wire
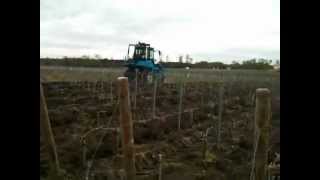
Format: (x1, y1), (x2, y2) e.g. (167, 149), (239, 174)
(84, 98), (120, 180)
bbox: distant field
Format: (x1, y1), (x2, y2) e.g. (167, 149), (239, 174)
(40, 65), (279, 83)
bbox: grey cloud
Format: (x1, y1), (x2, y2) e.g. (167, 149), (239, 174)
(193, 48), (280, 63)
(41, 30), (132, 49)
(95, 9), (191, 35)
(41, 40), (96, 50)
(41, 0), (81, 21)
(40, 0), (112, 23)
(41, 2), (191, 50)
(40, 0), (280, 61)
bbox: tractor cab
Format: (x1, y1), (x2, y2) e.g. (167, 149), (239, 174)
(132, 43), (154, 60)
(124, 42), (165, 84)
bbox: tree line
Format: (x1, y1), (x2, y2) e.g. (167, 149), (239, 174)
(40, 57), (277, 70)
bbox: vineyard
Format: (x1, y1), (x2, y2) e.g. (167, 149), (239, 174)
(40, 67), (280, 180)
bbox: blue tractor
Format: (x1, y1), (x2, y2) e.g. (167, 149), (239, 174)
(124, 42), (165, 84)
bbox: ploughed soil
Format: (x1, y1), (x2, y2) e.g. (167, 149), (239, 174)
(40, 81), (280, 180)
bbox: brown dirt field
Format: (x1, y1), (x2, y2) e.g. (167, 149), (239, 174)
(40, 81), (280, 180)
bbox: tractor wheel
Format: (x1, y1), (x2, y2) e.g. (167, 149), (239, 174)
(140, 70), (149, 85)
(124, 69), (136, 82)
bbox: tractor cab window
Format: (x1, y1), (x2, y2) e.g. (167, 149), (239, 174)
(134, 47), (147, 59)
(148, 48), (154, 60)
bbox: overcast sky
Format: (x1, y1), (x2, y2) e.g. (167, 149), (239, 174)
(40, 0), (280, 64)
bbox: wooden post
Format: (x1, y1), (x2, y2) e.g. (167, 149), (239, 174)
(110, 81), (113, 103)
(268, 165), (280, 179)
(82, 145), (87, 168)
(217, 83), (224, 147)
(97, 112), (101, 127)
(40, 83), (62, 178)
(158, 153), (162, 180)
(178, 82), (184, 130)
(116, 129), (121, 154)
(117, 77), (136, 180)
(107, 169), (116, 180)
(254, 88), (271, 180)
(202, 131), (208, 161)
(101, 81), (104, 92)
(93, 80), (97, 93)
(200, 89), (204, 107)
(190, 110), (194, 125)
(134, 69), (138, 111)
(119, 169), (126, 180)
(152, 78), (158, 119)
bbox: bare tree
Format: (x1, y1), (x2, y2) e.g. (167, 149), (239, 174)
(189, 58), (193, 64)
(185, 54), (190, 63)
(81, 55), (90, 59)
(178, 55), (183, 63)
(94, 54), (102, 59)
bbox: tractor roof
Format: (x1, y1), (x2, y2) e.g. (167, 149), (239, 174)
(137, 42), (150, 47)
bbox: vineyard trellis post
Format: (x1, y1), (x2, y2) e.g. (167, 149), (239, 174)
(134, 69), (138, 111)
(190, 110), (194, 125)
(217, 83), (224, 148)
(178, 81), (184, 130)
(152, 78), (158, 119)
(117, 77), (136, 180)
(93, 80), (97, 93)
(82, 144), (87, 168)
(110, 81), (113, 103)
(97, 112), (100, 127)
(254, 88), (271, 180)
(202, 131), (208, 161)
(101, 80), (104, 93)
(158, 153), (163, 180)
(200, 85), (204, 108)
(40, 82), (62, 179)
(87, 81), (90, 91)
